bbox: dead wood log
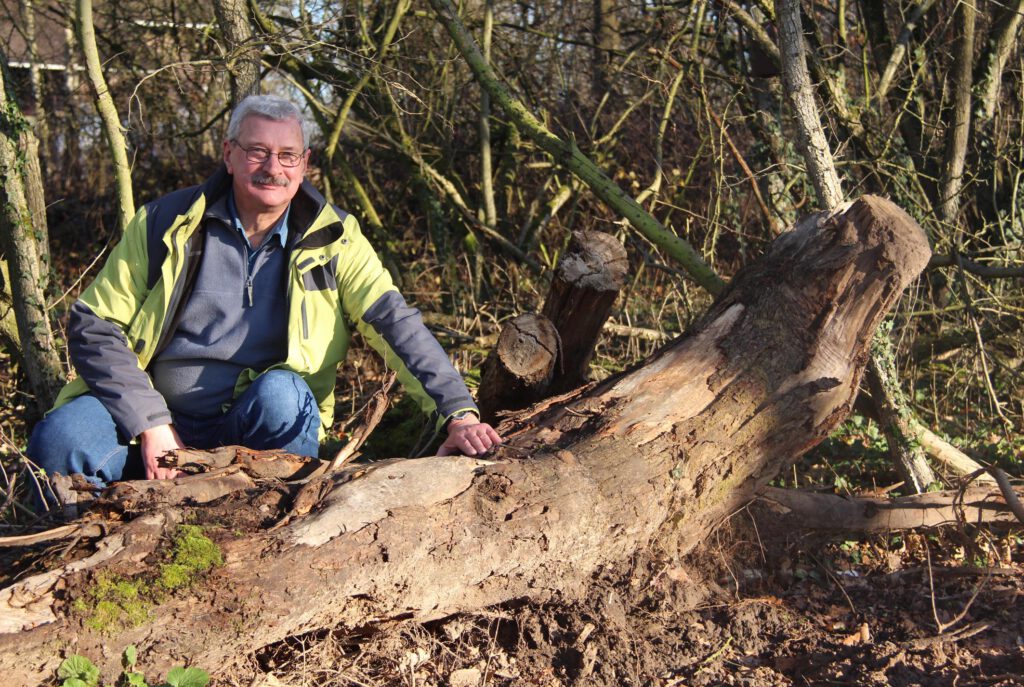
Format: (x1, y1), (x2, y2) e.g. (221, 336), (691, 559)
(477, 231), (626, 419)
(0, 196), (930, 684)
(757, 485), (1024, 531)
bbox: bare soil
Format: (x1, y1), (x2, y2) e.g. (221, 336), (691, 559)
(235, 512), (1024, 687)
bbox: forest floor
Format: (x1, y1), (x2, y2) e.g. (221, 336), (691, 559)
(230, 509), (1023, 687)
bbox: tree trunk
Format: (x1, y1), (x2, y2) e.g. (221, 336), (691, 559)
(776, 0), (939, 494)
(865, 352), (936, 493)
(477, 313), (559, 422)
(592, 0), (620, 100)
(213, 0), (261, 105)
(0, 195), (930, 684)
(975, 0), (1024, 122)
(0, 57), (63, 413)
(478, 0), (497, 231)
(776, 0), (843, 208)
(938, 0), (975, 229)
(22, 0), (53, 285)
(76, 0), (135, 232)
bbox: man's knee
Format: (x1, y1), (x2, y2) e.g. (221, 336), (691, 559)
(28, 413), (76, 476)
(26, 395), (128, 483)
(230, 370), (320, 457)
(247, 370), (318, 421)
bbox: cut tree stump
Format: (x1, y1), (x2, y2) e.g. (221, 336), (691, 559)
(476, 313), (559, 421)
(541, 230), (628, 392)
(0, 196), (930, 683)
(477, 230), (627, 420)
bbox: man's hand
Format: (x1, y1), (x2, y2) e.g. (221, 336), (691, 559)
(140, 424), (185, 480)
(437, 414), (502, 457)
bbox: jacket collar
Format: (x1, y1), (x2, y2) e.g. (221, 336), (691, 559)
(200, 164), (330, 243)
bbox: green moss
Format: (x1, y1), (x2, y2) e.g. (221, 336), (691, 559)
(77, 573), (151, 634)
(157, 563), (191, 590)
(74, 526), (222, 633)
(85, 600), (121, 632)
(173, 525), (224, 569)
(156, 525), (223, 590)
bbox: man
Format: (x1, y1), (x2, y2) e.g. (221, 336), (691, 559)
(29, 94), (500, 486)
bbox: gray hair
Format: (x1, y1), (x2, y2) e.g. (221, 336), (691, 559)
(226, 95), (314, 148)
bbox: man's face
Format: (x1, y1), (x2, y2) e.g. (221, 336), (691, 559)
(223, 115), (308, 214)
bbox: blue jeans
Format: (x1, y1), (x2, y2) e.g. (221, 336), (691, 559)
(28, 370), (320, 486)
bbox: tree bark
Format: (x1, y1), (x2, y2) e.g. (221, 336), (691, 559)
(479, 230), (627, 418)
(975, 0), (1024, 123)
(478, 0), (497, 231)
(0, 195), (930, 684)
(776, 0), (843, 209)
(592, 0), (620, 100)
(76, 0), (135, 232)
(865, 352), (937, 493)
(213, 0), (261, 105)
(22, 0), (53, 284)
(0, 57), (63, 413)
(938, 0), (975, 229)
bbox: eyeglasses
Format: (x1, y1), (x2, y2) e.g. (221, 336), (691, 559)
(230, 139), (306, 167)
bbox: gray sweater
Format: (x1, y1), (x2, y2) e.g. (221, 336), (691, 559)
(150, 193), (290, 418)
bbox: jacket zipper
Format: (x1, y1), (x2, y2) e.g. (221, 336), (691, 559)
(243, 238), (254, 307)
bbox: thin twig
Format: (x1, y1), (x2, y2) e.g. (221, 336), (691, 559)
(0, 425), (49, 513)
(329, 371), (397, 472)
(929, 253), (1024, 279)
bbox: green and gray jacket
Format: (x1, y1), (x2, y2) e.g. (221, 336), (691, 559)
(53, 167), (478, 440)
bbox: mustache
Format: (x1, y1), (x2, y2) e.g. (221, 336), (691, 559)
(252, 173), (289, 187)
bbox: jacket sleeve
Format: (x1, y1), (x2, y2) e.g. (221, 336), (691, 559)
(68, 206), (173, 438)
(335, 216), (478, 429)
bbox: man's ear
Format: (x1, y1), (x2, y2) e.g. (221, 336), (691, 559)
(223, 140), (234, 174)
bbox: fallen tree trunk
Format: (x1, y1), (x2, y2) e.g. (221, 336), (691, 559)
(0, 196), (930, 683)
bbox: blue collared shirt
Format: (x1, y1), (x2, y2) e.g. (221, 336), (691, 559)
(228, 190), (290, 259)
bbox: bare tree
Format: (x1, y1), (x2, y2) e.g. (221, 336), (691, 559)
(0, 54), (62, 412)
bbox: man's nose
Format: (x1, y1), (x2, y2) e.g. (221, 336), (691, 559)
(262, 153), (285, 173)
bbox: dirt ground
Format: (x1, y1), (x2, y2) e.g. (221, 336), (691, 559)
(232, 508), (1024, 687)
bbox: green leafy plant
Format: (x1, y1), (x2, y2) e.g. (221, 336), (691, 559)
(57, 655), (100, 687)
(120, 644), (147, 687)
(163, 667), (210, 687)
(55, 646), (209, 687)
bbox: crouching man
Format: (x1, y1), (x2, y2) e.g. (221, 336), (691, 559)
(29, 94), (500, 486)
